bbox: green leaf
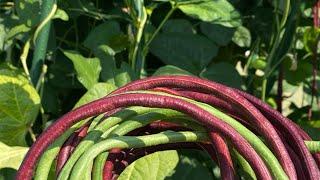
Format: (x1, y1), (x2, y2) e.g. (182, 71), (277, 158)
(0, 67), (40, 146)
(150, 33), (218, 74)
(163, 19), (195, 34)
(41, 84), (59, 115)
(63, 51), (101, 90)
(248, 7), (273, 43)
(0, 168), (17, 180)
(200, 62), (243, 89)
(118, 150), (179, 180)
(53, 9), (69, 21)
(177, 0), (241, 27)
(296, 120), (320, 140)
(200, 22), (236, 46)
(232, 26), (251, 47)
(74, 83), (117, 108)
(15, 0), (40, 27)
(83, 21), (123, 52)
(167, 152), (213, 180)
(114, 62), (137, 87)
(6, 24), (30, 40)
(93, 45), (136, 87)
(153, 65), (194, 76)
(46, 52), (82, 89)
(93, 45), (117, 85)
(303, 27), (320, 53)
(0, 142), (28, 170)
(283, 57), (312, 85)
(108, 34), (129, 53)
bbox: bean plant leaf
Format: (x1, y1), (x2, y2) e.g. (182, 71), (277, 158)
(46, 52), (83, 89)
(15, 0), (40, 27)
(167, 153), (213, 180)
(232, 26), (251, 47)
(0, 67), (40, 146)
(114, 62), (137, 87)
(94, 45), (136, 87)
(83, 21), (124, 52)
(6, 24), (30, 40)
(0, 142), (28, 170)
(200, 22), (236, 46)
(153, 65), (194, 76)
(52, 9), (69, 21)
(118, 150), (179, 180)
(162, 19), (195, 34)
(74, 83), (117, 108)
(177, 0), (241, 27)
(303, 27), (320, 53)
(63, 50), (101, 90)
(200, 62), (243, 89)
(283, 57), (312, 85)
(94, 45), (117, 85)
(150, 33), (218, 74)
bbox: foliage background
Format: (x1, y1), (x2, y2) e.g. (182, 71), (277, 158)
(0, 0), (319, 179)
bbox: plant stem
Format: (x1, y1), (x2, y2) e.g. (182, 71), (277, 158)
(277, 64), (283, 113)
(128, 1), (148, 77)
(133, 3), (176, 78)
(20, 39), (31, 82)
(36, 65), (48, 92)
(131, 20), (146, 76)
(28, 127), (36, 142)
(309, 2), (320, 120)
(261, 0), (289, 102)
(261, 79), (267, 102)
(143, 4), (176, 53)
(280, 0), (290, 29)
(30, 0), (56, 85)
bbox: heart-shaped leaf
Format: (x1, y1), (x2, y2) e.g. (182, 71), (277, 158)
(63, 51), (101, 90)
(118, 150), (179, 180)
(150, 33), (218, 74)
(0, 66), (40, 146)
(200, 62), (243, 89)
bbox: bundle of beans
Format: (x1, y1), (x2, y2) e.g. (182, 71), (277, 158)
(17, 76), (320, 180)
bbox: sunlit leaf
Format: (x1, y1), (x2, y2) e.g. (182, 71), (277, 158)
(0, 142), (28, 170)
(177, 0), (241, 27)
(118, 150), (179, 180)
(74, 83), (117, 108)
(63, 51), (101, 89)
(93, 45), (137, 87)
(0, 66), (40, 146)
(232, 26), (251, 47)
(53, 9), (69, 21)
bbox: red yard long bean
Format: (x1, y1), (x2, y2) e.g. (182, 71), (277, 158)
(17, 76), (320, 180)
